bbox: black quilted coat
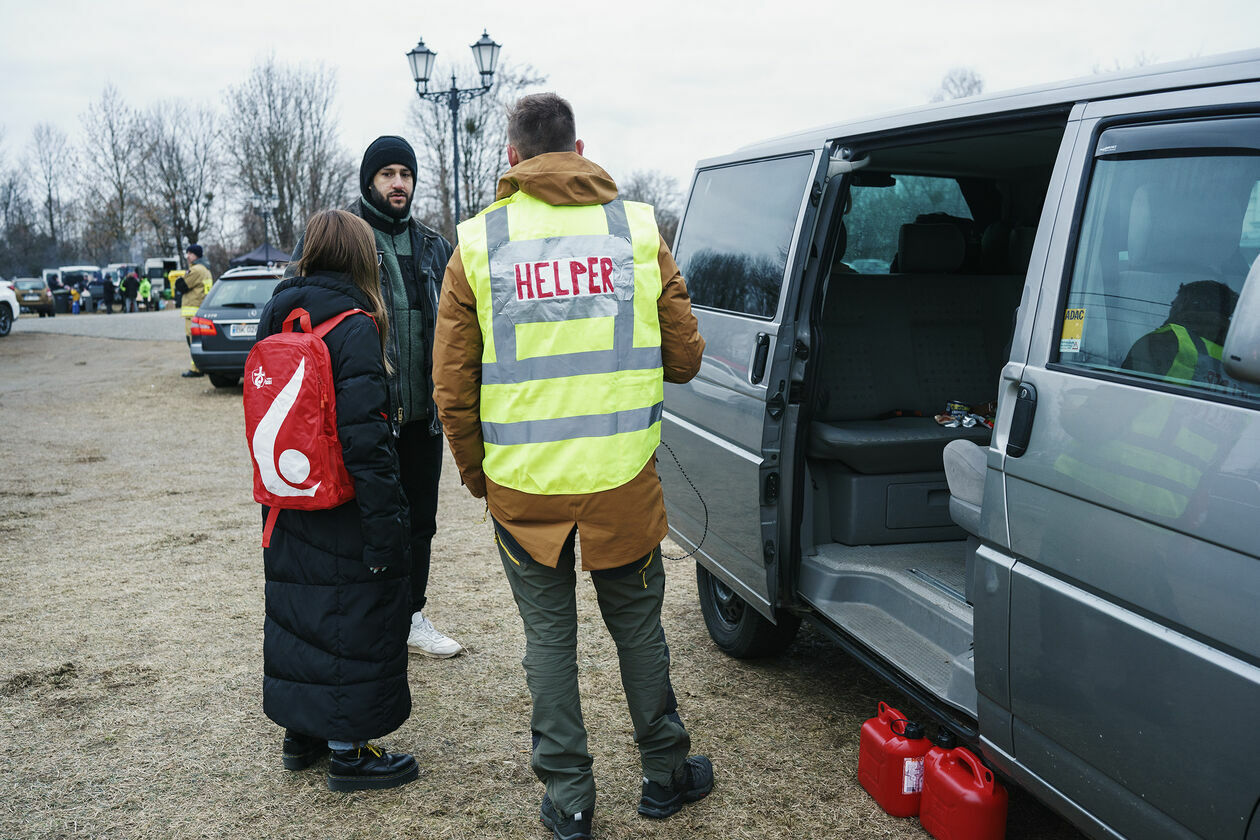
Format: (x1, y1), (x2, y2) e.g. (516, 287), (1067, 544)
(256, 271), (411, 742)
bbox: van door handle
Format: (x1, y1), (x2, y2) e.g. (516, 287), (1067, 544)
(751, 332), (770, 384)
(1006, 382), (1038, 458)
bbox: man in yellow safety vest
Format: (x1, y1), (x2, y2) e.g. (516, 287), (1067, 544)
(432, 93), (708, 840)
(179, 244), (213, 378)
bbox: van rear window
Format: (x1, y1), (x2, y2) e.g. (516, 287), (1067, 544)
(674, 154), (813, 318)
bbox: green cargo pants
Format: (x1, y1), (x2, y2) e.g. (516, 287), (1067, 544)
(495, 521), (691, 819)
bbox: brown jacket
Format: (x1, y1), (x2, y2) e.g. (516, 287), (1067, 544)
(432, 152), (705, 570)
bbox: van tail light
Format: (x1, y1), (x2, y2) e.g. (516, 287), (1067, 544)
(190, 316), (217, 336)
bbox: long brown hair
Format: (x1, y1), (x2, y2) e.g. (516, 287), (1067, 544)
(296, 209), (391, 373)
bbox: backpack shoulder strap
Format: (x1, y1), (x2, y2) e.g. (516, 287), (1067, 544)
(313, 308), (377, 338)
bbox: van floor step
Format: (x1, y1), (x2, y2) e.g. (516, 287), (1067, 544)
(828, 602), (960, 694)
(799, 543), (976, 717)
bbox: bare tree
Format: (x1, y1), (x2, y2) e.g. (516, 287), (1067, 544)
(78, 85), (144, 261)
(137, 102), (222, 258)
(28, 122), (74, 245)
(618, 169), (685, 246)
(222, 56), (353, 250)
(931, 67), (985, 102)
(1093, 52), (1161, 74)
(409, 62), (546, 240)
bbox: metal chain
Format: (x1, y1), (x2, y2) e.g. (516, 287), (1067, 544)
(659, 440), (708, 561)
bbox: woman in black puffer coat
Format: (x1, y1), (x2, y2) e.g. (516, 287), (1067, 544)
(255, 209), (417, 792)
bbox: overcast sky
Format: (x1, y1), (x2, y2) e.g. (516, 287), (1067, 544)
(2, 0), (1258, 195)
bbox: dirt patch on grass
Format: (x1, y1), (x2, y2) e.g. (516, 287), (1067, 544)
(0, 332), (1083, 839)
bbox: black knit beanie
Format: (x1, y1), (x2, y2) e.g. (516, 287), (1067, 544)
(360, 136), (417, 199)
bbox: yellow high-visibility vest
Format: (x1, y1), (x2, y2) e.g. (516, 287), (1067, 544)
(458, 192), (664, 495)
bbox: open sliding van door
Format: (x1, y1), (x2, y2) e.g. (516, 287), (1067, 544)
(659, 148), (828, 654)
(989, 99), (1260, 839)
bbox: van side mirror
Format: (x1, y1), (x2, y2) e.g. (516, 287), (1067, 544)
(1223, 257), (1260, 384)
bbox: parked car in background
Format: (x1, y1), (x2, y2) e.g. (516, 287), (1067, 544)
(144, 257), (178, 306)
(189, 265), (285, 388)
(0, 282), (17, 336)
(12, 277), (54, 316)
(59, 266), (101, 312)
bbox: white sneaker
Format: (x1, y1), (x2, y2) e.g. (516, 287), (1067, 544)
(406, 611), (464, 658)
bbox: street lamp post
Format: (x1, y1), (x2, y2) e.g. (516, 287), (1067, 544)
(252, 194), (279, 264)
(406, 30), (502, 226)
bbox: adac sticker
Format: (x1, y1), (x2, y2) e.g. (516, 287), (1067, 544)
(1060, 308), (1085, 353)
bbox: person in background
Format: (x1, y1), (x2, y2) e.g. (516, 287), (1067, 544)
(101, 273), (116, 314)
(432, 92), (710, 840)
(256, 208), (418, 792)
(122, 272), (140, 313)
(138, 275), (151, 311)
(179, 245), (213, 378)
(285, 136), (463, 659)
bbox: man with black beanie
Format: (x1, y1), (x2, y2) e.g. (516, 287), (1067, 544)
(286, 135), (464, 658)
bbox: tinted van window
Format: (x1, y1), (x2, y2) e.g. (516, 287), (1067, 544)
(1060, 139), (1260, 401)
(674, 154), (813, 317)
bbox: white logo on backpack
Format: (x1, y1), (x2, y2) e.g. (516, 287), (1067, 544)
(250, 358), (320, 498)
(251, 365), (272, 389)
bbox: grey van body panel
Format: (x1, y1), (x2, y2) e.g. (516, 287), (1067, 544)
(667, 52), (1260, 840)
(996, 88), (1260, 838)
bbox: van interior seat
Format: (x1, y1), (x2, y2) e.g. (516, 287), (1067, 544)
(809, 222), (1022, 475)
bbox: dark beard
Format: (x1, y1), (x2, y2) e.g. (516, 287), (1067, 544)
(367, 184), (413, 220)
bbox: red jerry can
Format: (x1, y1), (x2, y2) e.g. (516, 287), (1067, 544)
(857, 702), (931, 817)
(920, 746), (1009, 840)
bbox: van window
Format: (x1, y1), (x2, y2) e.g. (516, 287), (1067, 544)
(843, 175), (972, 273)
(674, 154), (813, 318)
(1059, 145), (1260, 402)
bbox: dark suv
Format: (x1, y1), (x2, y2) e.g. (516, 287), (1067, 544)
(189, 266), (285, 388)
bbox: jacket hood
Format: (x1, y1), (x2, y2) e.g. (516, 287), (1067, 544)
(495, 152), (618, 206)
(262, 272), (374, 336)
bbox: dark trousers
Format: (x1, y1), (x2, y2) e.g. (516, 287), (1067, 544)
(495, 522), (691, 817)
(396, 423), (442, 613)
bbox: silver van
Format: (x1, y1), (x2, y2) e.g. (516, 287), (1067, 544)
(660, 50), (1260, 840)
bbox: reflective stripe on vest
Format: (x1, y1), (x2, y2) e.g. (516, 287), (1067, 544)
(459, 195), (664, 495)
(1156, 323), (1224, 383)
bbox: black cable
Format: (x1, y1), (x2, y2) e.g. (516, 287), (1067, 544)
(658, 440), (708, 561)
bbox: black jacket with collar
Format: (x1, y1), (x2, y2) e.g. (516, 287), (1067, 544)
(285, 202), (453, 434)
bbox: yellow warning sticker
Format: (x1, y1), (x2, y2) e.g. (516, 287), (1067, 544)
(1060, 308), (1085, 353)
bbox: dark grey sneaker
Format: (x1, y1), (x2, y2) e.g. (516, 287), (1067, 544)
(540, 793), (593, 840)
(638, 755), (714, 819)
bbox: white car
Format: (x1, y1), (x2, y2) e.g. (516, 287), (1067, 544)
(0, 281), (18, 336)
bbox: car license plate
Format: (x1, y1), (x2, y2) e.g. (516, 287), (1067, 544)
(229, 323), (257, 338)
(23, 294), (40, 302)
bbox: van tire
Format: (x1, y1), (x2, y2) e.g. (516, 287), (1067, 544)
(696, 564), (800, 658)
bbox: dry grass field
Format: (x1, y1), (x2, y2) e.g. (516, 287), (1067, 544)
(0, 329), (1084, 839)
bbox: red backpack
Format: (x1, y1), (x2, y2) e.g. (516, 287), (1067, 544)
(244, 306), (373, 547)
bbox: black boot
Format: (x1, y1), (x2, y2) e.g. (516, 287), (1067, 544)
(326, 743), (418, 792)
(638, 755), (714, 818)
(540, 793), (593, 840)
(281, 730), (329, 771)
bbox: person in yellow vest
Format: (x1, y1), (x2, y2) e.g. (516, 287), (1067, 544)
(432, 93), (708, 840)
(1123, 279), (1241, 391)
(179, 244), (213, 378)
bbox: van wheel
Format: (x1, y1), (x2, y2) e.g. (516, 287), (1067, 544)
(208, 373), (240, 388)
(696, 564), (800, 658)
(0, 306), (12, 336)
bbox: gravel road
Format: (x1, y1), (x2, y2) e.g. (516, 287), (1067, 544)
(0, 315), (1084, 839)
